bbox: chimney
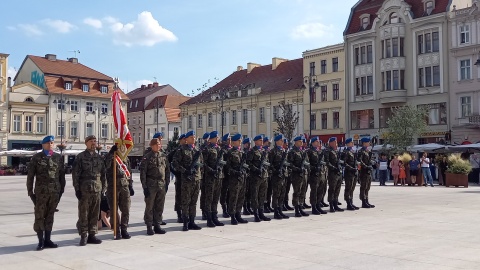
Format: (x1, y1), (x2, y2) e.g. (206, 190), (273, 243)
(68, 57), (78, 64)
(153, 82), (159, 87)
(7, 77), (12, 88)
(148, 83), (153, 89)
(141, 85), (146, 90)
(45, 54), (57, 61)
(247, 62), (261, 73)
(272, 57), (288, 70)
(237, 66), (243, 71)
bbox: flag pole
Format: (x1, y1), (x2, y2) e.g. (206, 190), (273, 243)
(113, 151), (117, 239)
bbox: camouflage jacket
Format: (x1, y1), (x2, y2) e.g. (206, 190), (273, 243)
(172, 144), (203, 182)
(247, 145), (265, 178)
(306, 147), (325, 176)
(72, 150), (106, 193)
(269, 146), (287, 177)
(287, 146), (308, 174)
(324, 147), (341, 175)
(342, 147), (357, 173)
(226, 146), (244, 179)
(104, 153), (132, 187)
(202, 143), (224, 179)
(26, 152), (66, 196)
(140, 150), (170, 189)
(357, 147), (371, 174)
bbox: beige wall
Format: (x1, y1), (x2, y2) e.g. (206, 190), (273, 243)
(0, 54), (8, 163)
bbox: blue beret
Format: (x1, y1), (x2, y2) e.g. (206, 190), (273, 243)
(329, 137), (337, 143)
(263, 137), (270, 142)
(310, 136), (319, 144)
(361, 137), (371, 143)
(222, 133), (230, 141)
(253, 135), (263, 141)
(242, 138), (251, 144)
(185, 130), (195, 138)
(178, 134), (186, 140)
(294, 136), (302, 142)
(153, 132), (163, 139)
(274, 134), (283, 142)
(42, 135), (54, 144)
(209, 131), (218, 139)
(345, 138), (353, 144)
(231, 133), (242, 141)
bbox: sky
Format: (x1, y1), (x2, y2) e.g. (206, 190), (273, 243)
(1, 0), (359, 96)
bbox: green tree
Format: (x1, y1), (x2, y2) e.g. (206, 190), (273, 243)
(166, 131), (179, 154)
(274, 101), (299, 142)
(384, 105), (428, 152)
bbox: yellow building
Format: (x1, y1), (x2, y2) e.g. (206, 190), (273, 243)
(180, 58), (304, 140)
(302, 43), (346, 143)
(0, 53), (9, 164)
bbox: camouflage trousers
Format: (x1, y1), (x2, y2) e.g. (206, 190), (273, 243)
(284, 175), (292, 203)
(203, 174), (222, 213)
(181, 179), (200, 217)
(309, 173), (325, 206)
(220, 176), (229, 206)
(200, 173), (205, 211)
(107, 185), (131, 229)
(291, 174), (306, 206)
(174, 173), (181, 212)
(271, 175), (286, 208)
(344, 172), (357, 201)
(319, 174), (327, 202)
(250, 176), (267, 210)
(244, 175), (251, 206)
(301, 173), (308, 203)
(77, 191), (100, 236)
(33, 192), (60, 232)
(144, 186), (166, 226)
(327, 172), (341, 203)
(228, 176), (245, 215)
(266, 175), (272, 205)
(359, 172), (372, 200)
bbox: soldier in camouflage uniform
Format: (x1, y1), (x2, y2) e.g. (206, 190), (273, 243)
(201, 131), (225, 228)
(141, 138), (170, 235)
(306, 136), (328, 215)
(318, 141), (329, 208)
(300, 138), (312, 209)
(282, 138), (294, 211)
(199, 132), (210, 221)
(263, 137), (274, 213)
(342, 138), (360, 211)
(105, 145), (134, 239)
(220, 133), (232, 218)
(226, 133), (248, 225)
(169, 134), (186, 223)
(357, 137), (376, 208)
(172, 130), (203, 231)
(242, 138), (253, 216)
(247, 135), (271, 222)
(269, 134), (290, 220)
(144, 133), (169, 198)
(324, 137), (344, 213)
(287, 136), (309, 218)
(27, 135), (65, 251)
(72, 135), (106, 246)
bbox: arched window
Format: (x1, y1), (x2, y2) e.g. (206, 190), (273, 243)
(25, 97), (34, 103)
(390, 12), (400, 24)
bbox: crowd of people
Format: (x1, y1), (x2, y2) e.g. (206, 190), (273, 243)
(27, 132), (379, 251)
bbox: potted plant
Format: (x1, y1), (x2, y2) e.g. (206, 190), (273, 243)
(445, 153), (472, 188)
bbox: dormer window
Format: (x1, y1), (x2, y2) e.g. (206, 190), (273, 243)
(65, 82), (72, 90)
(82, 84), (90, 92)
(362, 17), (369, 30)
(389, 12), (401, 24)
(423, 0), (435, 15)
(100, 85), (108, 94)
(25, 97), (34, 103)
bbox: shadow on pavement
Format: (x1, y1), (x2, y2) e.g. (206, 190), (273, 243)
(0, 239), (78, 256)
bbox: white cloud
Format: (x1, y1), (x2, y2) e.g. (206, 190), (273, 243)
(6, 26), (16, 31)
(118, 79), (158, 92)
(83, 18), (102, 29)
(7, 67), (17, 79)
(290, 22), (334, 40)
(17, 24), (43, 36)
(109, 11), (177, 47)
(41, 19), (76, 33)
(103, 16), (118, 24)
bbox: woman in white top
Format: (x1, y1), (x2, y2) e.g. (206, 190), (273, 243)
(421, 152), (434, 187)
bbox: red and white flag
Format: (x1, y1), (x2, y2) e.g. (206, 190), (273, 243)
(112, 89), (133, 175)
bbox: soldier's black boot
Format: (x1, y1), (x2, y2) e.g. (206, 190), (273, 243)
(235, 212), (248, 224)
(243, 203), (250, 215)
(44, 231), (58, 248)
(87, 234), (102, 244)
(206, 212), (216, 228)
(263, 203), (271, 213)
(258, 209), (271, 221)
(114, 227), (122, 240)
(337, 201), (342, 205)
(333, 200), (344, 212)
(267, 203), (274, 212)
(294, 206), (302, 217)
(303, 200), (312, 209)
(321, 201), (329, 207)
(147, 226), (154, 235)
(176, 210), (183, 223)
(274, 207), (283, 219)
(329, 202), (336, 213)
(361, 199), (371, 209)
(346, 200), (355, 211)
(154, 225), (166, 234)
(351, 200), (360, 210)
(121, 228), (131, 239)
(212, 212), (224, 226)
(299, 205), (310, 216)
(247, 203), (254, 215)
(366, 199), (375, 208)
(222, 204), (230, 218)
(79, 234), (87, 246)
(282, 203), (288, 211)
(253, 209), (261, 222)
(182, 215), (189, 231)
(36, 231), (44, 251)
(317, 204), (328, 214)
(279, 207), (289, 219)
(285, 200), (294, 211)
(311, 204), (321, 215)
(188, 215), (202, 230)
(230, 214), (238, 225)
(202, 210), (207, 221)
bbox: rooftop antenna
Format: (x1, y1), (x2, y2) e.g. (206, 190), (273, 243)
(68, 50), (80, 58)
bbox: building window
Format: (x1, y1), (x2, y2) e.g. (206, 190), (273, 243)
(101, 123), (108, 138)
(460, 97), (472, 117)
(321, 85), (327, 102)
(273, 106), (279, 121)
(188, 115), (193, 129)
(208, 112), (213, 127)
(197, 114), (203, 128)
(310, 114), (316, 130)
(70, 101), (78, 111)
(70, 121), (78, 137)
(241, 89), (248, 97)
(138, 117), (141, 124)
(13, 115), (21, 132)
(321, 113), (327, 129)
(86, 123), (94, 136)
(332, 84), (339, 100)
(426, 1), (434, 15)
(100, 85), (108, 94)
(65, 82), (72, 90)
(333, 112), (339, 129)
(389, 12), (401, 24)
(460, 25), (470, 44)
(259, 107), (265, 123)
(147, 128), (150, 139)
(379, 108), (393, 128)
(100, 103), (108, 114)
(382, 70), (404, 90)
(229, 91), (238, 98)
(418, 103), (447, 125)
(356, 76), (373, 95)
(418, 66), (440, 87)
(382, 38), (404, 58)
(153, 112), (158, 124)
(418, 31), (439, 54)
(309, 62), (315, 75)
(36, 116), (44, 133)
(161, 126), (165, 133)
(460, 60), (471, 80)
(311, 87), (316, 103)
(25, 116), (32, 133)
(425, 33), (432, 52)
(432, 32), (439, 52)
(351, 110), (374, 130)
(367, 45), (373, 63)
(138, 133), (141, 144)
(57, 121), (65, 137)
(86, 102), (93, 112)
(231, 110), (237, 125)
(82, 84), (89, 92)
(242, 109), (248, 124)
(362, 17), (369, 29)
(321, 60), (327, 74)
(433, 66), (440, 85)
(355, 44), (372, 65)
(57, 101), (65, 111)
(332, 57), (338, 72)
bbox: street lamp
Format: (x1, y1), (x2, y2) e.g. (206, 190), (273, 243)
(153, 97), (162, 133)
(215, 87), (230, 137)
(53, 93), (69, 152)
(301, 75), (319, 137)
